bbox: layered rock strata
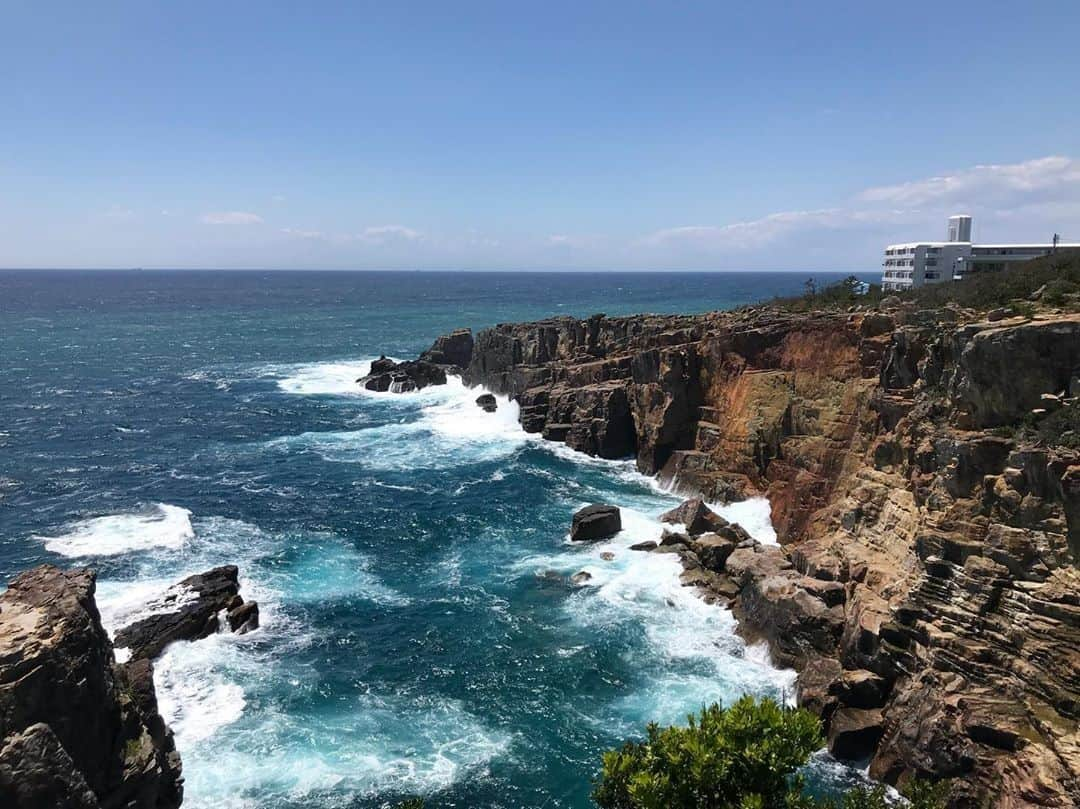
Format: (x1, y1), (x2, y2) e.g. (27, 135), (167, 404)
(425, 307), (1080, 806)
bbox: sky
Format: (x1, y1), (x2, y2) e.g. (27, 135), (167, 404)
(2, 1), (1079, 271)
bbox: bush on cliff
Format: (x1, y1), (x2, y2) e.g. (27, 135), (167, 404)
(593, 696), (947, 809)
(592, 696), (822, 808)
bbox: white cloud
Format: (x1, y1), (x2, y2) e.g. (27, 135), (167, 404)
(280, 227), (325, 240)
(858, 156), (1080, 207)
(641, 155), (1080, 256)
(352, 224), (422, 244)
(641, 209), (912, 251)
(279, 223), (424, 246)
(200, 211), (264, 225)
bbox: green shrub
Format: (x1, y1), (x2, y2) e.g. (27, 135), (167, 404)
(592, 696), (823, 809)
(1041, 278), (1080, 307)
(593, 696), (949, 809)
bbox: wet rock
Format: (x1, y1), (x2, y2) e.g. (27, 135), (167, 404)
(659, 529), (691, 548)
(227, 600), (260, 634)
(629, 540), (658, 552)
(359, 359), (447, 393)
(570, 570), (593, 586)
(570, 504), (621, 541)
(114, 565), (256, 660)
(475, 393), (498, 413)
(660, 497), (728, 536)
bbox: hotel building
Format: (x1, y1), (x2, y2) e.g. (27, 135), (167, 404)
(880, 215), (1077, 291)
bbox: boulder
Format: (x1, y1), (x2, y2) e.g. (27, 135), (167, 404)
(570, 504), (622, 541)
(227, 601), (260, 634)
(570, 570), (593, 586)
(113, 565), (258, 660)
(691, 532), (738, 572)
(476, 393), (498, 413)
(660, 497), (728, 536)
(629, 540), (658, 552)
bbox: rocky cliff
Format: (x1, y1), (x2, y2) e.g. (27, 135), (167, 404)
(0, 566), (182, 809)
(447, 303), (1080, 807)
(0, 564), (259, 808)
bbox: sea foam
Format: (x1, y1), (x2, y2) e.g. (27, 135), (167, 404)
(38, 503), (194, 557)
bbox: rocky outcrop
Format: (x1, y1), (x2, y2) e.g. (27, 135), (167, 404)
(0, 565), (182, 809)
(420, 328), (474, 370)
(430, 307), (1080, 806)
(476, 393), (498, 412)
(358, 357), (447, 393)
(570, 504), (622, 541)
(114, 565), (258, 661)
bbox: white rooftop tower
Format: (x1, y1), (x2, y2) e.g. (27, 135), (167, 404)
(948, 214), (972, 242)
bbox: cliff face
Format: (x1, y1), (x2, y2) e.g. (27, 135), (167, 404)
(0, 566), (182, 809)
(458, 306), (1080, 807)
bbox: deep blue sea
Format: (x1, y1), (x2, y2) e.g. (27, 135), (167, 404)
(0, 270), (877, 809)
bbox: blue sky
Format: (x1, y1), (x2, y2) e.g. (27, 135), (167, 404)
(2, 1), (1079, 270)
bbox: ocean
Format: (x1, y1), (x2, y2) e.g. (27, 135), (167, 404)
(0, 270), (878, 808)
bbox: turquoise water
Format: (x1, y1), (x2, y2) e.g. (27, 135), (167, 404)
(0, 270), (875, 808)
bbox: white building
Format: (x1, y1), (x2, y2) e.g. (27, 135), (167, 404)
(880, 215), (1077, 291)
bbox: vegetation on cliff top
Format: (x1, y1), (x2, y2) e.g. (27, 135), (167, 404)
(770, 249), (1080, 313)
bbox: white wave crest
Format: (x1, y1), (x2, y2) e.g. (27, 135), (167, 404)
(269, 374), (525, 470)
(37, 503), (194, 557)
(275, 359), (378, 395)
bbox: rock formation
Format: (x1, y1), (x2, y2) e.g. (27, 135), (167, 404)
(358, 357), (447, 393)
(423, 304), (1080, 806)
(114, 565), (259, 661)
(0, 566), (183, 809)
(420, 328), (474, 370)
(570, 504), (622, 541)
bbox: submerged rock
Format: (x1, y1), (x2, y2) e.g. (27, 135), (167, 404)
(570, 504), (622, 541)
(113, 565), (258, 660)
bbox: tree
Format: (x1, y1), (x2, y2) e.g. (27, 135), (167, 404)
(593, 696), (822, 809)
